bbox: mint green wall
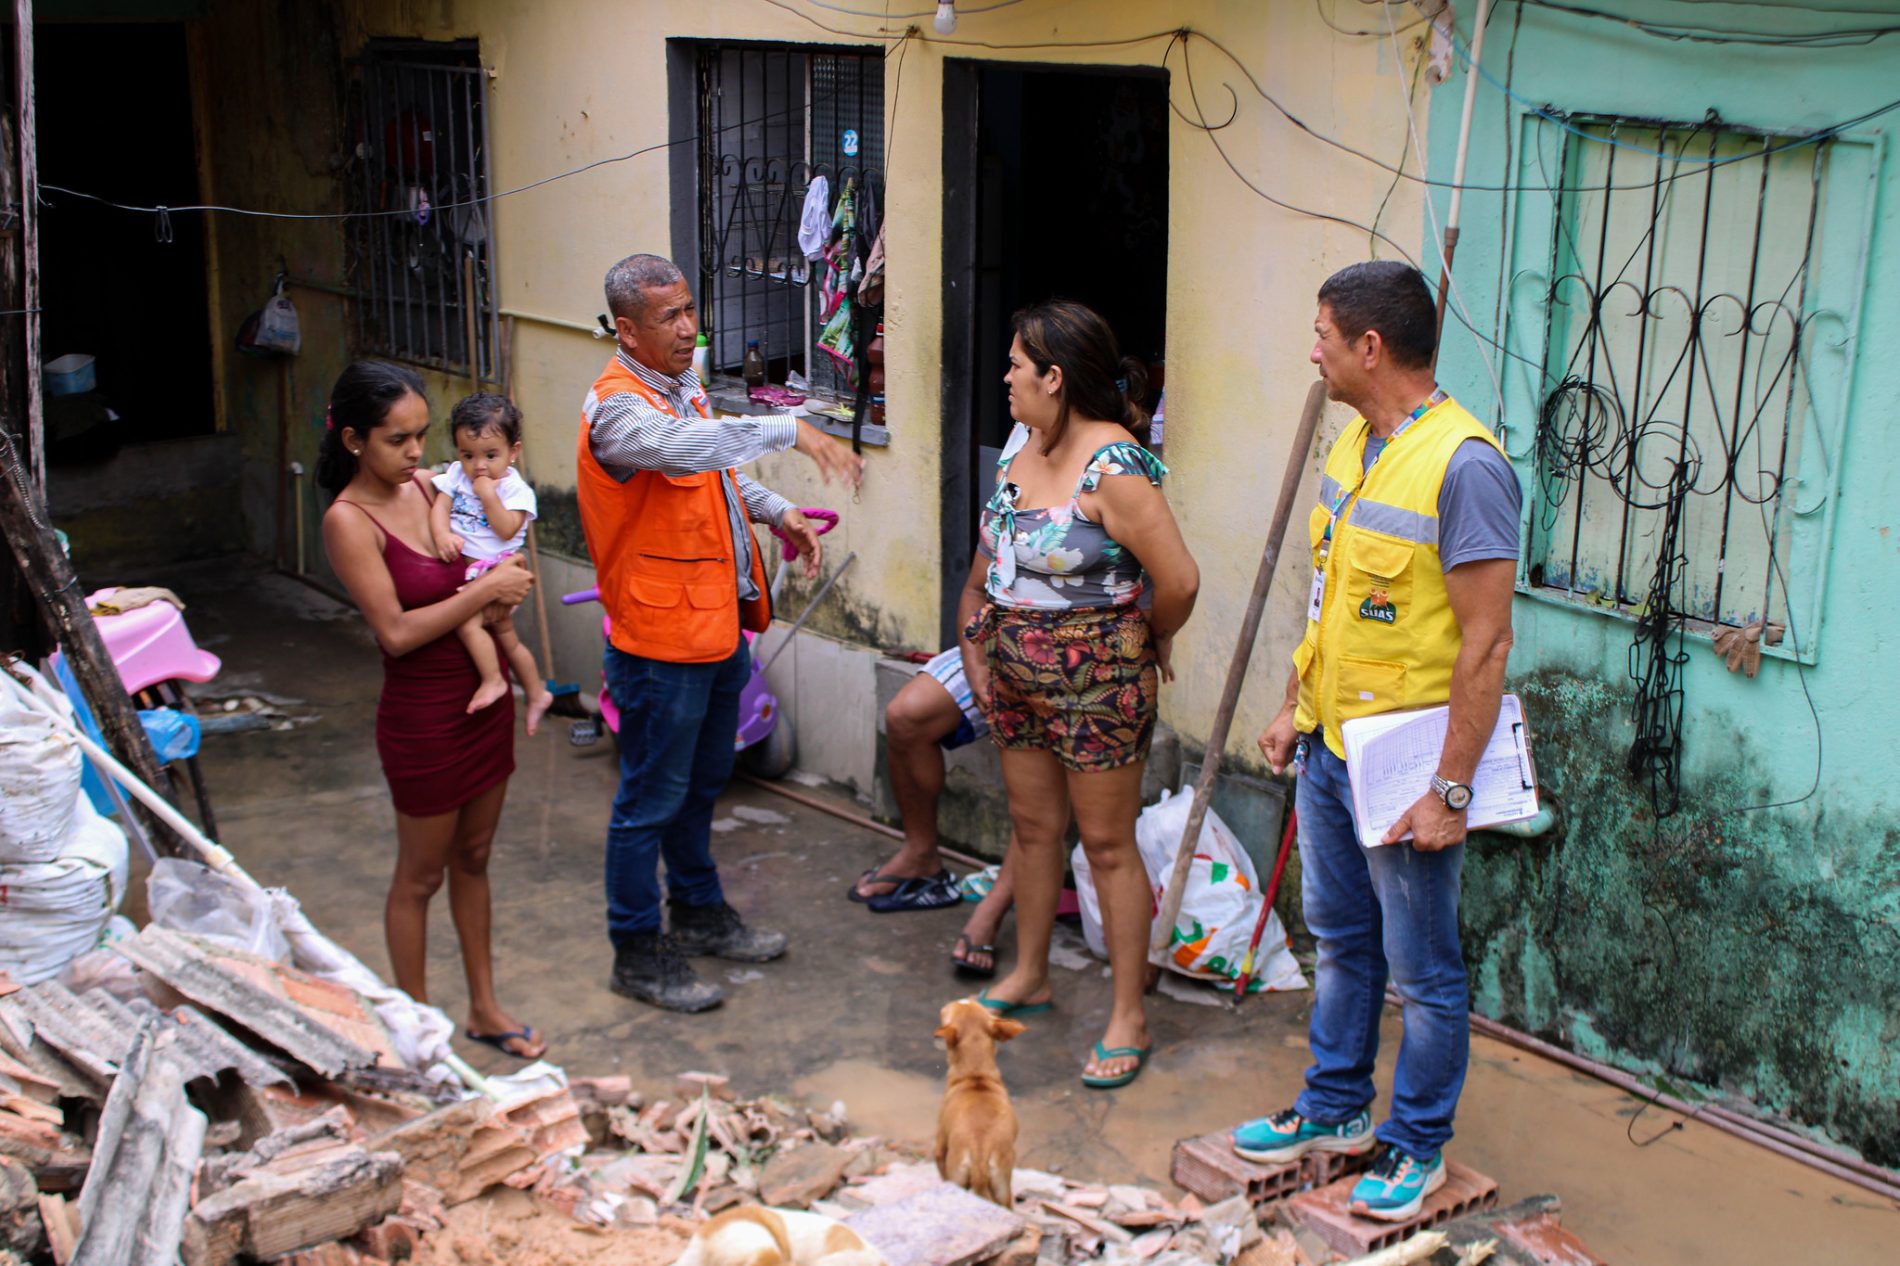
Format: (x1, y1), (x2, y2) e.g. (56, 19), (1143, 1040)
(1425, 1), (1900, 1165)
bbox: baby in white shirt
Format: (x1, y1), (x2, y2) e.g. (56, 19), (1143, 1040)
(429, 393), (553, 735)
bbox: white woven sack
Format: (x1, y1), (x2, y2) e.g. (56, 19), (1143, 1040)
(0, 663), (84, 863)
(0, 786), (129, 984)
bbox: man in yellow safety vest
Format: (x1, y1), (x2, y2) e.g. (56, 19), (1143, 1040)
(1229, 261), (1520, 1223)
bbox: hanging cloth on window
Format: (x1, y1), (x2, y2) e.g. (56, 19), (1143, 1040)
(798, 174), (832, 260)
(817, 178), (858, 385)
(857, 221), (886, 308)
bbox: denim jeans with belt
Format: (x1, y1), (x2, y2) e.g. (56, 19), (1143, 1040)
(602, 641), (749, 943)
(1292, 732), (1470, 1158)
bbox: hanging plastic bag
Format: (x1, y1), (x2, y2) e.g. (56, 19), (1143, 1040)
(237, 276), (301, 357)
(146, 857), (292, 962)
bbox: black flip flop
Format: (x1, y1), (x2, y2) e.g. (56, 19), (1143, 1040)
(846, 867), (905, 903)
(951, 932), (998, 979)
(464, 1025), (544, 1060)
(867, 871), (962, 913)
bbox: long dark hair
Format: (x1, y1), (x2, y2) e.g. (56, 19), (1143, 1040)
(315, 360), (428, 495)
(1011, 299), (1151, 454)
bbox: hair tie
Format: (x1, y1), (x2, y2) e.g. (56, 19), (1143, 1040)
(325, 406), (334, 431)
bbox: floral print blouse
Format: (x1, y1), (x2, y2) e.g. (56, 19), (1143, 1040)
(979, 424), (1169, 611)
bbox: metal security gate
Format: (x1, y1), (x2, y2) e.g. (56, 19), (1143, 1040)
(696, 43), (883, 401)
(349, 42), (500, 380)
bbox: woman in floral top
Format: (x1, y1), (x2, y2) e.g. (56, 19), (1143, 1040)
(960, 300), (1199, 1089)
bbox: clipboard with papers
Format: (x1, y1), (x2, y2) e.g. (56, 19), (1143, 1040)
(1339, 694), (1539, 849)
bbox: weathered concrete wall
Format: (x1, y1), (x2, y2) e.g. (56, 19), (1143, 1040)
(1428, 1), (1900, 1164)
(323, 0), (1424, 781)
(189, 2), (357, 577)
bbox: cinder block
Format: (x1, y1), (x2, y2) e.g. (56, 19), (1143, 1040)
(1171, 1133), (1376, 1208)
(1282, 1160), (1498, 1259)
(1170, 1134), (1304, 1205)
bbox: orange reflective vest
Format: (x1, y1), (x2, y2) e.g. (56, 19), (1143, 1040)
(575, 358), (771, 664)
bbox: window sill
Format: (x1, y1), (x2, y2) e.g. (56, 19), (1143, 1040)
(1514, 584), (1816, 666)
(705, 384), (890, 447)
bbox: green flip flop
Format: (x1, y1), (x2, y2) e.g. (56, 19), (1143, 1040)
(976, 986), (1052, 1017)
(1081, 1040), (1151, 1089)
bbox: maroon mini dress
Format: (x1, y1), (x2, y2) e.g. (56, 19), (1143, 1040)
(337, 500), (515, 818)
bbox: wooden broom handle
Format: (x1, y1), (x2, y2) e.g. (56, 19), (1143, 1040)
(1150, 380), (1327, 962)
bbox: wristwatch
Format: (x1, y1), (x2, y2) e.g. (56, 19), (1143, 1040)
(1430, 773), (1473, 812)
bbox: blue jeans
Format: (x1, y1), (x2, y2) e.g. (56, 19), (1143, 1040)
(1292, 734), (1469, 1158)
(603, 642), (749, 943)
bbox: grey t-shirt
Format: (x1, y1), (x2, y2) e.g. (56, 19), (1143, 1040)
(1361, 436), (1521, 568)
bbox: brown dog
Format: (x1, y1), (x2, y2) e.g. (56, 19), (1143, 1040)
(933, 997), (1023, 1207)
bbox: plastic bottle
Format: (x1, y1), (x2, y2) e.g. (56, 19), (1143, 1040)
(691, 332), (710, 382)
(867, 323), (885, 426)
(743, 339), (766, 389)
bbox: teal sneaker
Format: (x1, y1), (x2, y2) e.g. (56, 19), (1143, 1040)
(1231, 1107), (1373, 1164)
(1349, 1147), (1446, 1222)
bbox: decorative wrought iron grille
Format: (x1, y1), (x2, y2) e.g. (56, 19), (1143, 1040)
(1525, 116), (1853, 639)
(696, 43), (883, 402)
(349, 42), (499, 379)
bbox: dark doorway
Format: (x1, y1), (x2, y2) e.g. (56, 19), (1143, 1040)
(37, 22), (213, 462)
(940, 62), (1168, 644)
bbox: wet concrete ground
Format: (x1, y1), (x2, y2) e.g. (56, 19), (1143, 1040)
(138, 557), (1896, 1264)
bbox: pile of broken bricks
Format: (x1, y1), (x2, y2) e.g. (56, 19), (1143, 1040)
(0, 911), (1606, 1266)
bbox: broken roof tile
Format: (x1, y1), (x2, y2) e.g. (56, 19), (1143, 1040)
(114, 927), (377, 1079)
(72, 1016), (205, 1266)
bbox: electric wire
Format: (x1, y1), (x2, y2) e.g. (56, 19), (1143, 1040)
(1520, 0), (1900, 46)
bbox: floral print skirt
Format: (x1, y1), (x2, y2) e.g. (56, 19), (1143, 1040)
(965, 603), (1158, 772)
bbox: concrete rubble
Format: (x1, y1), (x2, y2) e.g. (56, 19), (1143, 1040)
(0, 917), (1608, 1266)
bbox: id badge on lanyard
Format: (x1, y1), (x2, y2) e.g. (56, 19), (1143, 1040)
(1306, 388), (1444, 626)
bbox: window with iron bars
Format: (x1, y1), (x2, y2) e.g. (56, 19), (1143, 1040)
(348, 41), (499, 380)
(1515, 114), (1872, 657)
(695, 43), (883, 403)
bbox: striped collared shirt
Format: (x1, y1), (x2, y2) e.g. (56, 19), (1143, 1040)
(586, 347), (799, 601)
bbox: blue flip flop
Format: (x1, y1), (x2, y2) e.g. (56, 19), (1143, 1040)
(1081, 1040), (1151, 1089)
(465, 1025), (544, 1060)
(867, 870), (962, 913)
(976, 986), (1052, 1017)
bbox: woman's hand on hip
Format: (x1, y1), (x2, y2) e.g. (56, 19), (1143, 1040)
(1152, 627), (1177, 683)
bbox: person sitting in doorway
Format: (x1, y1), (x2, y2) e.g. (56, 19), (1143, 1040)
(851, 628), (1022, 977)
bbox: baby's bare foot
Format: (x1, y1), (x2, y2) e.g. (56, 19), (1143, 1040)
(467, 676), (510, 714)
(524, 689), (553, 737)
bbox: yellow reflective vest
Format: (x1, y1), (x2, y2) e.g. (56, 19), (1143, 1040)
(1292, 397), (1506, 757)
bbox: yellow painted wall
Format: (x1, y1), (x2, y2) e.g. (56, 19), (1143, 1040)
(222, 0), (1431, 768)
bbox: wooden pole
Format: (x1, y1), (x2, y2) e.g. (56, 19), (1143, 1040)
(1431, 0), (1492, 366)
(498, 314), (558, 691)
(0, 424), (181, 855)
(1150, 380), (1327, 965)
(11, 0), (38, 494)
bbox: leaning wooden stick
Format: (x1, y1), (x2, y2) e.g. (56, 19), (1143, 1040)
(1149, 379), (1327, 967)
(0, 423), (180, 854)
(494, 315), (561, 681)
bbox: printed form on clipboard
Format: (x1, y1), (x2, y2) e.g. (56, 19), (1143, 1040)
(1340, 695), (1539, 850)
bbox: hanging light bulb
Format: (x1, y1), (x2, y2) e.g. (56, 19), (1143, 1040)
(933, 1), (957, 35)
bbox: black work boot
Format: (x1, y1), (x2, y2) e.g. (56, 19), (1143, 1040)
(666, 899), (788, 963)
(610, 931), (724, 1012)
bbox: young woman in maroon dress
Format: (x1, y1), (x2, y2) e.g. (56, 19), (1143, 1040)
(318, 360), (546, 1059)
